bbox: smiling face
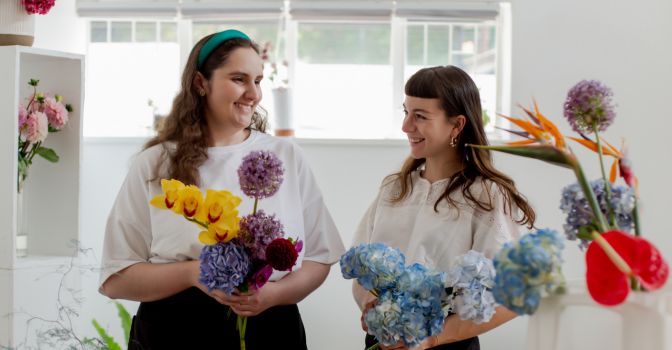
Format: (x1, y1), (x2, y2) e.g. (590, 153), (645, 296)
(402, 96), (461, 162)
(199, 47), (264, 134)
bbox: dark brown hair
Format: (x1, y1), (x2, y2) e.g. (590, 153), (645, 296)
(144, 34), (267, 186)
(390, 66), (535, 227)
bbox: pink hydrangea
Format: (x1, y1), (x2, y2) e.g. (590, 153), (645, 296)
(43, 97), (69, 129)
(22, 0), (55, 15)
(21, 111), (48, 143)
(18, 104), (28, 130)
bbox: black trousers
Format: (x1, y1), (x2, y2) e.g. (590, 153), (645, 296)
(129, 287), (307, 350)
(365, 334), (480, 350)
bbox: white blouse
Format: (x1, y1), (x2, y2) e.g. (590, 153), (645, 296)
(100, 130), (345, 288)
(353, 170), (525, 272)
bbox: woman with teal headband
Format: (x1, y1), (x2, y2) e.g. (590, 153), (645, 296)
(99, 29), (345, 349)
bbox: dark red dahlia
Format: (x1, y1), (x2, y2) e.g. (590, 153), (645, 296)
(265, 238), (298, 271)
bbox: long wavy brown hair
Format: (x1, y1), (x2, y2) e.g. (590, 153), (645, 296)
(389, 66), (535, 228)
(144, 34), (267, 186)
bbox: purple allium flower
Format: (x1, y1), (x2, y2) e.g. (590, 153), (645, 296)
(238, 150), (284, 199)
(560, 179), (635, 247)
(239, 210), (284, 260)
(199, 241), (251, 294)
(563, 80), (616, 133)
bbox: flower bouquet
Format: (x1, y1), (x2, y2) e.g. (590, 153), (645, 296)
(150, 150), (302, 350)
(341, 244), (497, 349)
(474, 80), (669, 310)
(17, 78), (73, 191)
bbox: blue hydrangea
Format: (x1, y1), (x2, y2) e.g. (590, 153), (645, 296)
(560, 179), (635, 247)
(492, 229), (564, 315)
(444, 251), (497, 324)
(340, 243), (405, 292)
(199, 241), (251, 294)
(342, 243), (448, 348)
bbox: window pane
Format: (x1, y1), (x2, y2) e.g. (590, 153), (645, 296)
(406, 25), (424, 66)
(110, 21), (132, 42)
(192, 22), (278, 47)
(160, 22), (177, 42)
(294, 22), (392, 138)
(90, 21), (107, 43)
(427, 25), (450, 66)
(84, 43), (180, 136)
(452, 25), (475, 53)
(475, 24), (496, 74)
(136, 22), (156, 42)
(298, 23), (390, 64)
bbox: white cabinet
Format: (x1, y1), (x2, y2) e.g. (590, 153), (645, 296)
(0, 46), (84, 348)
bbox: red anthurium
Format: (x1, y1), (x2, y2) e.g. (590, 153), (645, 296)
(586, 230), (669, 306)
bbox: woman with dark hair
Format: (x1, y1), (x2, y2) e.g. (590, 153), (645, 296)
(352, 66), (536, 350)
(100, 30), (344, 349)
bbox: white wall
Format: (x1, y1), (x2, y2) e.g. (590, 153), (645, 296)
(18, 0), (672, 348)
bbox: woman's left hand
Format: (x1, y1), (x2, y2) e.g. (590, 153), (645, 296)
(227, 282), (280, 317)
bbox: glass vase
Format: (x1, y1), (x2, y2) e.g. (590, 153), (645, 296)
(16, 185), (28, 257)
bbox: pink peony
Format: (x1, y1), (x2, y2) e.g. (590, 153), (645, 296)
(22, 0), (55, 15)
(21, 111), (48, 143)
(18, 104), (28, 130)
(43, 97), (69, 129)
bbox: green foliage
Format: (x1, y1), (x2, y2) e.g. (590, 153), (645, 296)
(115, 302), (132, 345)
(91, 319), (122, 350)
(35, 146), (59, 162)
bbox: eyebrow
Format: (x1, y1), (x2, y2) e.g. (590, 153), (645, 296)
(402, 104), (432, 113)
(228, 71), (263, 79)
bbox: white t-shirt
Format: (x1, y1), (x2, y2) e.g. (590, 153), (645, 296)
(353, 170), (525, 272)
(100, 130), (345, 288)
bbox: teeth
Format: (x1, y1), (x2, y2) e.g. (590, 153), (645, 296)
(409, 138), (424, 143)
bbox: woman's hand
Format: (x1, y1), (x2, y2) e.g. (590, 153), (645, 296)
(227, 283), (280, 317)
(361, 299), (377, 332)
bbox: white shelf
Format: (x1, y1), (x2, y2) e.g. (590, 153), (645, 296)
(0, 45), (84, 348)
(0, 45), (84, 268)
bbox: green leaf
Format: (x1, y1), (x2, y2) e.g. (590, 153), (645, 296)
(469, 144), (575, 168)
(35, 147), (59, 162)
(48, 125), (61, 133)
(115, 302), (132, 345)
(92, 319), (122, 350)
(29, 79), (39, 86)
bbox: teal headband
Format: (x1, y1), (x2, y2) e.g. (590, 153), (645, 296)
(197, 29), (251, 69)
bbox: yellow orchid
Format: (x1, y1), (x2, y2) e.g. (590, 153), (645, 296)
(195, 189), (242, 225)
(176, 185), (204, 218)
(198, 215), (240, 245)
(150, 179), (186, 211)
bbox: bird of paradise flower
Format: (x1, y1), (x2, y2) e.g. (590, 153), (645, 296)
(469, 100), (668, 306)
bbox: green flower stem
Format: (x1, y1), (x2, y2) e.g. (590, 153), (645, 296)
(571, 159), (609, 232)
(253, 198), (258, 215)
(633, 197), (641, 237)
(592, 124), (616, 227)
(185, 217), (208, 229)
(366, 343), (380, 350)
(591, 231), (632, 275)
(237, 315), (248, 350)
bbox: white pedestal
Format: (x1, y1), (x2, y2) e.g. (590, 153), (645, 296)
(526, 281), (672, 350)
